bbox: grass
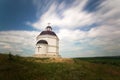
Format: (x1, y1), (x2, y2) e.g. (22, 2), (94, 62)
(0, 53), (120, 80)
(74, 56), (120, 66)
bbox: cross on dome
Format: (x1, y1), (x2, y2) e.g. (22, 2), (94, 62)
(46, 23), (52, 31)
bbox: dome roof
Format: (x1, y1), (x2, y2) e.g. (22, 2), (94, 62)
(40, 31), (57, 36)
(46, 26), (52, 29)
(36, 40), (48, 44)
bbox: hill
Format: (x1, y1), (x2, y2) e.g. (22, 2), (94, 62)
(0, 53), (120, 80)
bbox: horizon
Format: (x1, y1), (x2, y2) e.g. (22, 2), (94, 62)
(0, 0), (120, 58)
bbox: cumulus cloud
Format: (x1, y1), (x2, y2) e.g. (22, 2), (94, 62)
(0, 31), (39, 56)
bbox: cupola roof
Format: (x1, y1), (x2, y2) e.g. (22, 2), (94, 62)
(39, 25), (57, 36)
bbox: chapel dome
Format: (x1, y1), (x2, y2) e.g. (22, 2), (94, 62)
(39, 26), (57, 36)
(36, 40), (48, 44)
(40, 31), (57, 36)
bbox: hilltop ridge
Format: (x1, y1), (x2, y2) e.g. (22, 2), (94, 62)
(0, 53), (120, 80)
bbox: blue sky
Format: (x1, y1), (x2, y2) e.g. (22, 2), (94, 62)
(0, 0), (120, 57)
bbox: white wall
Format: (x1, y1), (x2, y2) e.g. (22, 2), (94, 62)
(36, 44), (47, 54)
(48, 46), (56, 53)
(35, 35), (59, 55)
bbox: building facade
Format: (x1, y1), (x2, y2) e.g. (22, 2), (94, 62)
(34, 25), (60, 58)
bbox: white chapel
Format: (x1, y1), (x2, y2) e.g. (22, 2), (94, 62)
(34, 25), (60, 58)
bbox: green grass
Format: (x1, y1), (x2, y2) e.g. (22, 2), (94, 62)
(0, 54), (120, 80)
(74, 57), (120, 66)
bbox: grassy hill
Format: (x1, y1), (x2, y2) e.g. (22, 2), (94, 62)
(0, 54), (120, 80)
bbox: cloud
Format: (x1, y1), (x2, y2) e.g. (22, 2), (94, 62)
(58, 29), (86, 53)
(95, 0), (120, 26)
(87, 0), (120, 54)
(0, 31), (39, 56)
(58, 29), (87, 41)
(88, 25), (120, 53)
(32, 0), (95, 30)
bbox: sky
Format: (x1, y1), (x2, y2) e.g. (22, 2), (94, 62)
(0, 0), (120, 57)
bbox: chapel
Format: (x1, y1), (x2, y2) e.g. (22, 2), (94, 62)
(34, 24), (60, 58)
